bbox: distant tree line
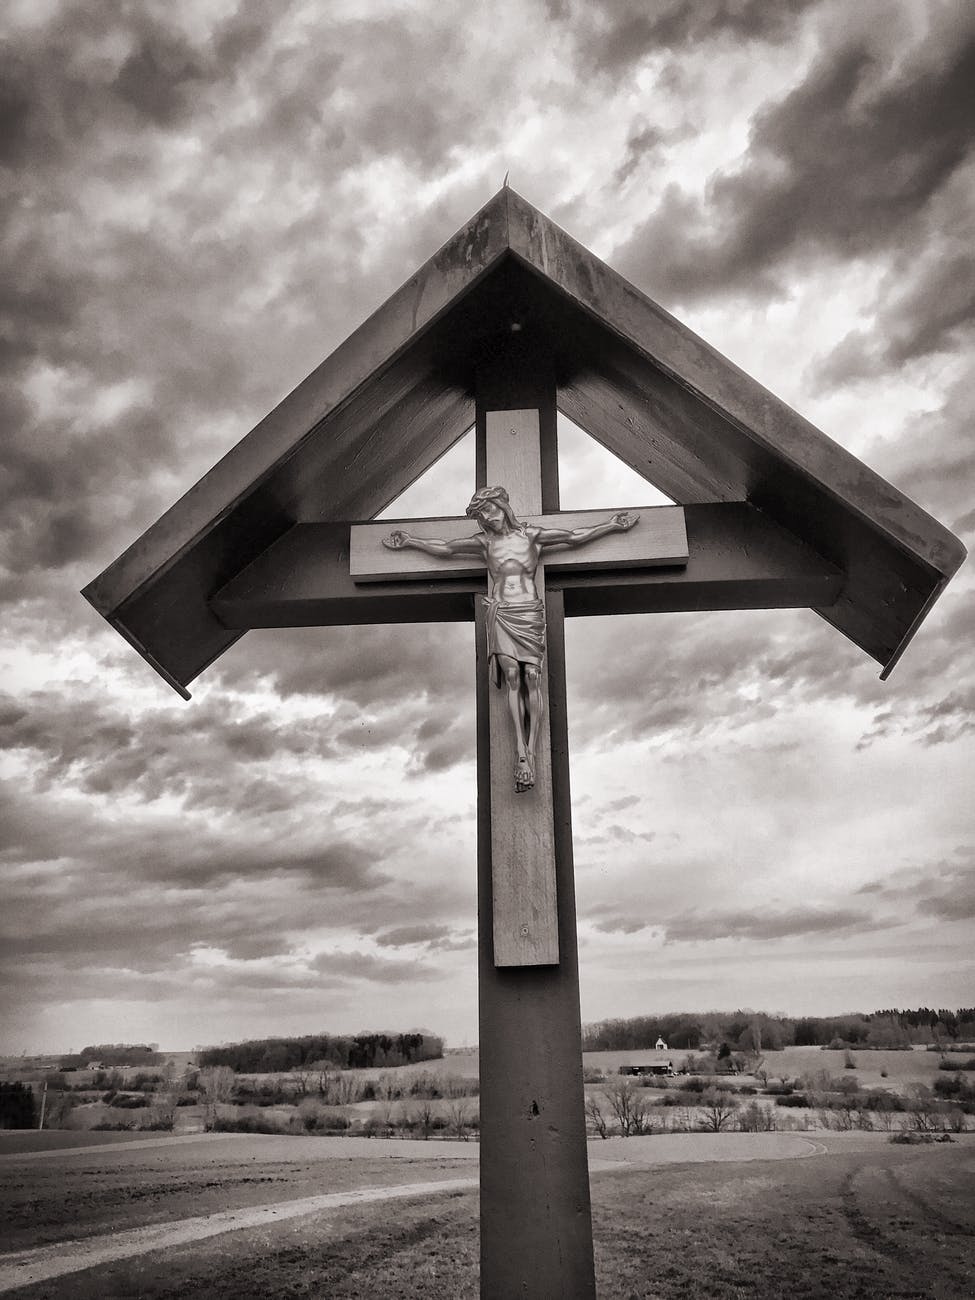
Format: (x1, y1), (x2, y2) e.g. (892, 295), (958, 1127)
(198, 1031), (444, 1073)
(582, 1009), (975, 1053)
(58, 1043), (162, 1068)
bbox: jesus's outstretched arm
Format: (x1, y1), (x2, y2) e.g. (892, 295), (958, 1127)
(535, 511), (639, 551)
(382, 530), (485, 557)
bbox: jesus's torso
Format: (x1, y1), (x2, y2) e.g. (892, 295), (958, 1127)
(484, 529), (542, 603)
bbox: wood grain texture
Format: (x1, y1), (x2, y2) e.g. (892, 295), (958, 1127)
(485, 408), (543, 513)
(350, 504), (687, 581)
(483, 409), (558, 967)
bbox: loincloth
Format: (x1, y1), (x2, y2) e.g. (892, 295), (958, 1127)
(483, 597), (545, 687)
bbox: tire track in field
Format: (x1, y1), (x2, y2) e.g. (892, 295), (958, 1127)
(0, 1177), (478, 1293)
(841, 1159), (975, 1294)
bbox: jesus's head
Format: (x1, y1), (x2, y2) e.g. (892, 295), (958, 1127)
(466, 485), (520, 534)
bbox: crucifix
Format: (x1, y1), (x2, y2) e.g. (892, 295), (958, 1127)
(351, 386), (684, 971)
(83, 189), (964, 1300)
(378, 487), (640, 795)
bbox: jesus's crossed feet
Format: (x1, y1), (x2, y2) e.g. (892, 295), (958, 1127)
(514, 754), (535, 793)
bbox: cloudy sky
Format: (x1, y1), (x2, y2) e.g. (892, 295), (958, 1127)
(2, 0), (973, 1055)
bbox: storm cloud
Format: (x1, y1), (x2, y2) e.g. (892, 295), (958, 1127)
(1, 0), (970, 1053)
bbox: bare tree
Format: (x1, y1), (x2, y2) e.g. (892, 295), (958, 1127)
(198, 1065), (234, 1129)
(586, 1094), (609, 1139)
(737, 1100), (776, 1132)
(871, 1092), (899, 1131)
(602, 1079), (651, 1136)
(375, 1072), (401, 1102)
(414, 1097), (436, 1139)
(696, 1090), (738, 1132)
(905, 1084), (940, 1133)
(444, 1097), (473, 1140)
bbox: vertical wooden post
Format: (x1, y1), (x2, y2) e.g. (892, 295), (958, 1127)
(485, 405), (559, 968)
(476, 343), (596, 1299)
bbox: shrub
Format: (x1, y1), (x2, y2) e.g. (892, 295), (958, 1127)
(297, 1098), (324, 1132)
(933, 1075), (975, 1105)
(129, 1073), (163, 1091)
(233, 1081), (296, 1107)
(0, 1082), (37, 1129)
(775, 1093), (810, 1108)
(582, 1066), (605, 1084)
(212, 1115), (289, 1135)
(677, 1076), (708, 1094)
(861, 1090), (904, 1112)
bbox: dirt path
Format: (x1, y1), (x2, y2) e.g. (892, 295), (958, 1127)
(0, 1177), (478, 1294)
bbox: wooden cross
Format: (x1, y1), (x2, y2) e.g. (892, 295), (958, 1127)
(205, 350), (845, 1298)
(84, 189), (962, 1300)
(351, 407), (687, 968)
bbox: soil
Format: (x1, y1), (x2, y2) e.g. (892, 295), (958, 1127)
(0, 1132), (972, 1298)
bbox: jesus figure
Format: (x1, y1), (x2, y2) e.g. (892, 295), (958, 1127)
(383, 486), (638, 792)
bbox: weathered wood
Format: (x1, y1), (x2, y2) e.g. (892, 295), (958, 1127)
(210, 503), (843, 628)
(85, 191), (963, 694)
(482, 409), (558, 967)
(475, 363), (596, 1300)
(350, 504), (688, 581)
(84, 194), (511, 619)
(506, 188), (963, 573)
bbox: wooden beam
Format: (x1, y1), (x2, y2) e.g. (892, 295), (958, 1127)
(482, 409), (558, 968)
(349, 504), (688, 582)
(210, 503), (843, 629)
(474, 359), (596, 1300)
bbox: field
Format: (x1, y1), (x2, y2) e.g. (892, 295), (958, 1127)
(5, 1044), (966, 1143)
(1, 1130), (973, 1297)
(363, 1044), (951, 1092)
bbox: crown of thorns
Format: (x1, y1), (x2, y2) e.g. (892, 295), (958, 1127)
(466, 486), (516, 521)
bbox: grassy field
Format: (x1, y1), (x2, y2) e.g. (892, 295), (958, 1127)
(309, 1044), (949, 1087)
(20, 1042), (962, 1141)
(1, 1133), (972, 1297)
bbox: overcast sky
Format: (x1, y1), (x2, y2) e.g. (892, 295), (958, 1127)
(2, 0), (973, 1055)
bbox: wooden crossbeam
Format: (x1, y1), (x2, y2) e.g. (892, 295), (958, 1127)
(210, 503), (844, 629)
(350, 505), (688, 581)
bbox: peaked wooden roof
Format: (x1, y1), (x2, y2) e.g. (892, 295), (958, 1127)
(83, 187), (965, 696)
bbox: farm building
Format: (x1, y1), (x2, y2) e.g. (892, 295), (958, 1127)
(619, 1055), (675, 1077)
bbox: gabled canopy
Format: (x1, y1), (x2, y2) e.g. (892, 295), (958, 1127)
(83, 187), (965, 696)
